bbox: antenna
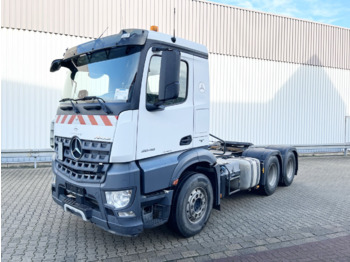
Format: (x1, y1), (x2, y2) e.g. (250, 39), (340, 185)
(98, 26), (109, 39)
(171, 8), (176, 43)
(120, 0), (125, 30)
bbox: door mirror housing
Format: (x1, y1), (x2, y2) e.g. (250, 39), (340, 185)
(50, 59), (63, 72)
(158, 50), (180, 102)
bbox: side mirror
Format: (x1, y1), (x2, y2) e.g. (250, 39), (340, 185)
(50, 59), (63, 72)
(158, 50), (180, 102)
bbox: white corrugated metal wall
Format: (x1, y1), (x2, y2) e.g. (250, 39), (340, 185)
(209, 55), (350, 144)
(1, 0), (350, 153)
(2, 0), (350, 69)
(1, 29), (89, 150)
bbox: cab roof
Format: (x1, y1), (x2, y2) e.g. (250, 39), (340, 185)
(63, 29), (208, 60)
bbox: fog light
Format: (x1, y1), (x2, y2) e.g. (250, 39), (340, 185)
(118, 211), (135, 217)
(105, 190), (132, 209)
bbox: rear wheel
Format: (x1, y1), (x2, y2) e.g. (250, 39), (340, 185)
(169, 173), (213, 237)
(280, 152), (296, 186)
(261, 156), (280, 196)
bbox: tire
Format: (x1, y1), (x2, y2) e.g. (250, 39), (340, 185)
(169, 173), (213, 237)
(280, 152), (296, 186)
(261, 156), (280, 196)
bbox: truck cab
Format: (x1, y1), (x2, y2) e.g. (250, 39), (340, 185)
(51, 28), (298, 237)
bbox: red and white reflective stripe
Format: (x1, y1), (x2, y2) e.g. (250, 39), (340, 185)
(55, 115), (118, 126)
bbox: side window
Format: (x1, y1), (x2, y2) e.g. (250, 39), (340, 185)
(146, 55), (188, 106)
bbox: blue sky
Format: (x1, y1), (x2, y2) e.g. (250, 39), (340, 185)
(211, 0), (350, 28)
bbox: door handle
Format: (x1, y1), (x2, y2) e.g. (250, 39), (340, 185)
(180, 135), (192, 146)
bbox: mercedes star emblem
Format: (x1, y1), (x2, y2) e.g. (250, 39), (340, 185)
(70, 137), (83, 160)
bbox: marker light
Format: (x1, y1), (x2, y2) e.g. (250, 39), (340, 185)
(150, 25), (159, 32)
(52, 172), (56, 185)
(172, 179), (179, 186)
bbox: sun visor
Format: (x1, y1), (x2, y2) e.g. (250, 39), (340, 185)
(63, 29), (148, 60)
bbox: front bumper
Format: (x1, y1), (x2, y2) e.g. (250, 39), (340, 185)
(52, 160), (173, 236)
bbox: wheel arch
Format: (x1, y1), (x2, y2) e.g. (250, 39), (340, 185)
(170, 148), (220, 209)
(264, 146), (299, 182)
(242, 147), (282, 186)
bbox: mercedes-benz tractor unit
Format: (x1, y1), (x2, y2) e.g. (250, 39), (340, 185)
(50, 28), (298, 237)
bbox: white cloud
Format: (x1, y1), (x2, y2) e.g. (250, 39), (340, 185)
(216, 0), (254, 9)
(210, 0), (350, 27)
(235, 1), (254, 9)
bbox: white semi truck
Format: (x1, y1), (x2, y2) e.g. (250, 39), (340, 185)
(50, 28), (298, 237)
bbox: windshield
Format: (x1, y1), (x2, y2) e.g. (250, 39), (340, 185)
(62, 45), (141, 102)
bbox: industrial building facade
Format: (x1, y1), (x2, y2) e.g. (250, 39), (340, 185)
(1, 0), (350, 160)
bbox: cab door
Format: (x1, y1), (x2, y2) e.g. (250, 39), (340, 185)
(136, 48), (194, 160)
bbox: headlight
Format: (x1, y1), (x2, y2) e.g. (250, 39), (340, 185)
(105, 190), (132, 209)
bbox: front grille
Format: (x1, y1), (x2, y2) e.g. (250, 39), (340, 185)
(55, 136), (112, 183)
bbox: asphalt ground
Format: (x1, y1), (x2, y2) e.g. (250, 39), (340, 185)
(1, 156), (350, 261)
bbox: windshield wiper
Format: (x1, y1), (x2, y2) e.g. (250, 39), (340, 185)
(76, 96), (113, 114)
(59, 98), (80, 113)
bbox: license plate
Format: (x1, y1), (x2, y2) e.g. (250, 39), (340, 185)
(66, 183), (85, 196)
(58, 142), (64, 160)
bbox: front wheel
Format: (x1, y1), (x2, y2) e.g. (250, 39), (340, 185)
(170, 173), (213, 237)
